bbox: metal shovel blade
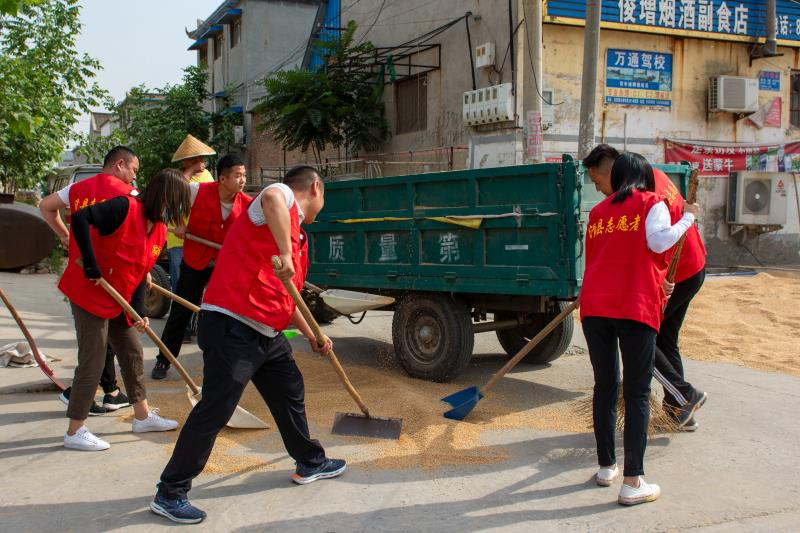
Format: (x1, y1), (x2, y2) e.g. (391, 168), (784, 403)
(331, 412), (402, 440)
(441, 386), (484, 421)
(187, 386), (269, 429)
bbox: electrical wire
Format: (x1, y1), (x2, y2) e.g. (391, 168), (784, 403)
(356, 0), (388, 44)
(522, 1), (562, 105)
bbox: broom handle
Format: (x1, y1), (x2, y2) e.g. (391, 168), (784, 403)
(665, 170), (700, 283)
(482, 301), (578, 395)
(173, 231), (321, 295)
(0, 288), (67, 391)
(271, 256), (370, 418)
(97, 278), (200, 395)
(150, 283), (200, 313)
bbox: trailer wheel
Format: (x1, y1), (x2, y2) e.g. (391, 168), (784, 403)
(144, 264), (171, 319)
(495, 302), (574, 365)
(392, 294), (474, 382)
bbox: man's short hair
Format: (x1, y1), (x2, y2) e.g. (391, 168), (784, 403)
(283, 165), (321, 191)
(103, 146), (137, 168)
(582, 144), (620, 169)
(216, 154), (245, 176)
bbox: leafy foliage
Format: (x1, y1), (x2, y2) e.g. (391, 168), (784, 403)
(253, 21), (388, 162)
(0, 0), (107, 192)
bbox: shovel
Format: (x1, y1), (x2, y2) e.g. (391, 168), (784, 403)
(442, 301), (578, 421)
(97, 278), (268, 429)
(0, 288), (68, 391)
(271, 256), (402, 440)
(148, 283), (300, 340)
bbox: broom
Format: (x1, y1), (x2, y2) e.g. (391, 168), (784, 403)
(577, 170), (700, 434)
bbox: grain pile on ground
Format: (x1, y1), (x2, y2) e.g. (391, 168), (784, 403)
(681, 272), (800, 377)
(128, 353), (595, 474)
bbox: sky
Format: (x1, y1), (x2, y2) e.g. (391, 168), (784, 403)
(74, 0), (223, 135)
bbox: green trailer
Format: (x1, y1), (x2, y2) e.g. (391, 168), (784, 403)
(304, 156), (691, 382)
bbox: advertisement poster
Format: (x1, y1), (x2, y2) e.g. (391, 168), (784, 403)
(664, 139), (800, 177)
(605, 49), (672, 107)
(759, 70), (781, 91)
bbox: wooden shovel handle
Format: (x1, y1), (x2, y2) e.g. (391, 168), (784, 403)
(168, 229), (223, 251)
(97, 278), (200, 395)
(271, 256), (370, 418)
(666, 169), (700, 283)
(482, 301), (578, 395)
(150, 283), (200, 313)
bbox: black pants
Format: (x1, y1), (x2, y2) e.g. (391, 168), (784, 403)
(657, 268), (705, 408)
(99, 344), (118, 394)
(156, 261), (213, 365)
(157, 311), (326, 499)
(582, 316), (656, 477)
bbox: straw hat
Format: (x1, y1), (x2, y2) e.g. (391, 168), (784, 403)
(171, 134), (216, 162)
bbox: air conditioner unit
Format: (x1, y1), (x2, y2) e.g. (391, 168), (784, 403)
(475, 42), (495, 69)
(727, 171), (788, 225)
(462, 83), (513, 126)
(709, 76), (759, 113)
(233, 125), (245, 145)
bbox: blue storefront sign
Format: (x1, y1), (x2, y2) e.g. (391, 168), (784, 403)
(605, 49), (673, 107)
(759, 70), (781, 91)
(545, 1), (800, 46)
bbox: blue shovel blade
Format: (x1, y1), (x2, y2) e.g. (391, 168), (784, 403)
(441, 386), (484, 421)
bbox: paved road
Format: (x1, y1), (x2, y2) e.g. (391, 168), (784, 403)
(1, 272), (798, 532)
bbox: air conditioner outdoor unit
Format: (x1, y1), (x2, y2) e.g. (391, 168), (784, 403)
(727, 171), (788, 225)
(233, 125), (245, 145)
(709, 76), (759, 113)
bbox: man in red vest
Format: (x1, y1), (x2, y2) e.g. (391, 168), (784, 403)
(584, 145), (708, 429)
(150, 154), (252, 380)
(39, 146), (141, 414)
(150, 165), (344, 525)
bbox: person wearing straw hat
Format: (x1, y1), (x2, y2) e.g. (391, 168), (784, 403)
(165, 134), (215, 297)
(151, 154), (252, 380)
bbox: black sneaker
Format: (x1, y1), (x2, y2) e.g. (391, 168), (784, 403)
(676, 391), (708, 427)
(102, 388), (131, 411)
(150, 493), (206, 524)
(151, 361), (170, 380)
(58, 387), (107, 416)
(291, 458), (347, 485)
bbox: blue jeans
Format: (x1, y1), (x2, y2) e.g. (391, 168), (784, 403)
(167, 247), (183, 293)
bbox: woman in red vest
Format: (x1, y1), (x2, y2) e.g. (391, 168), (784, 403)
(150, 154), (251, 380)
(59, 168), (191, 452)
(583, 144), (708, 430)
(580, 152), (699, 505)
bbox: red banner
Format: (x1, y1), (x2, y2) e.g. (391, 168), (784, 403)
(664, 139), (800, 177)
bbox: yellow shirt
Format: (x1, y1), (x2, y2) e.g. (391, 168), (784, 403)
(166, 169), (215, 249)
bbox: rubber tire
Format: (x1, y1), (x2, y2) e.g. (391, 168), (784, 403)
(392, 294), (474, 382)
(495, 301), (574, 365)
(144, 264), (171, 319)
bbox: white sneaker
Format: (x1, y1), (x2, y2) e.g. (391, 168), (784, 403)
(596, 464), (619, 486)
(132, 409), (179, 433)
(618, 477), (661, 506)
(64, 426), (110, 451)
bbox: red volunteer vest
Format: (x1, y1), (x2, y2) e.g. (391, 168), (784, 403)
(653, 169), (706, 282)
(59, 196), (166, 319)
(202, 202), (308, 331)
(183, 182), (251, 270)
(65, 173), (135, 251)
(580, 190), (668, 331)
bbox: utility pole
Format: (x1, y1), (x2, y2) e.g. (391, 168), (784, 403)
(577, 0), (602, 159)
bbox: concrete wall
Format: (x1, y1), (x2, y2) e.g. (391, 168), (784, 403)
(541, 25), (800, 264)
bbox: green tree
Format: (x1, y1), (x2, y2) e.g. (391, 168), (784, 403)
(0, 0), (107, 192)
(253, 21), (388, 163)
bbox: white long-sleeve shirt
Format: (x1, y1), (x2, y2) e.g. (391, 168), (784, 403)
(645, 201), (695, 253)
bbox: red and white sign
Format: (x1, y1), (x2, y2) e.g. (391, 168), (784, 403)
(766, 97), (782, 128)
(664, 139), (800, 177)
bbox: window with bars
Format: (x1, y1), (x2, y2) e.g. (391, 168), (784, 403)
(395, 74), (428, 134)
(791, 71), (800, 127)
(231, 19), (242, 49)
